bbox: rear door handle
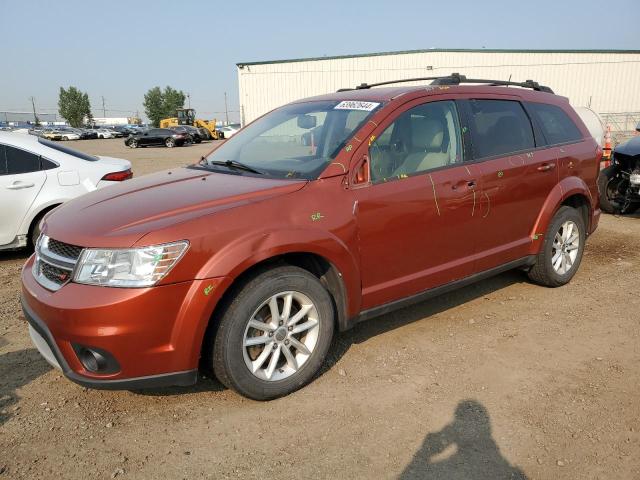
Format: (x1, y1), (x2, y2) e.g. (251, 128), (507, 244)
(6, 182), (35, 190)
(537, 163), (556, 172)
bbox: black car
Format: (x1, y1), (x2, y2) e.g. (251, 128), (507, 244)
(79, 129), (98, 139)
(598, 135), (640, 214)
(170, 125), (205, 143)
(124, 128), (188, 148)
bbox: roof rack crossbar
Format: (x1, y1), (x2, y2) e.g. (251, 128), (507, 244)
(339, 73), (553, 94)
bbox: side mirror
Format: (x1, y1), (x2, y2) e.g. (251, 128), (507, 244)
(297, 114), (316, 129)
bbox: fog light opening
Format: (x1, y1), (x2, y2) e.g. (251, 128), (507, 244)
(72, 344), (120, 374)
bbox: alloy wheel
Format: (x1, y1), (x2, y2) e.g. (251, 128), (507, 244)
(551, 220), (580, 275)
(242, 291), (320, 382)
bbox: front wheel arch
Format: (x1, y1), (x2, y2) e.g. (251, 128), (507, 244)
(199, 252), (348, 372)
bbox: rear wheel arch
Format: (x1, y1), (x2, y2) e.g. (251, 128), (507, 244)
(560, 193), (591, 232)
(530, 178), (595, 245)
(27, 203), (62, 247)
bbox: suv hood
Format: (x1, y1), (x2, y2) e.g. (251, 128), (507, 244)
(43, 167), (306, 247)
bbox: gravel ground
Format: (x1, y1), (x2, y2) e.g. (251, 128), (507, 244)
(1, 139), (639, 479)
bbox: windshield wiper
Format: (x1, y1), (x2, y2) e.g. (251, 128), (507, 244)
(201, 157), (264, 175)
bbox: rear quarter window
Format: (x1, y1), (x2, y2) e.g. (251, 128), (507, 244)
(527, 103), (583, 145)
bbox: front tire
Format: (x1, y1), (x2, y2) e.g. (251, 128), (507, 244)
(165, 138), (176, 148)
(527, 206), (586, 287)
(128, 139), (138, 148)
(211, 266), (335, 400)
(598, 165), (625, 214)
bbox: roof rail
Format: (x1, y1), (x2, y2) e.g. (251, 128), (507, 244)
(338, 73), (554, 94)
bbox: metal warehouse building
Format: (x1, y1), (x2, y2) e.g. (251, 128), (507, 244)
(237, 48), (640, 132)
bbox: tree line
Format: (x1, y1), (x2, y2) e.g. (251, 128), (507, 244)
(56, 86), (186, 127)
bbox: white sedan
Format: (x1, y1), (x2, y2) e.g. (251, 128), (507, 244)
(219, 124), (241, 139)
(96, 129), (116, 139)
(0, 132), (132, 250)
(58, 131), (81, 141)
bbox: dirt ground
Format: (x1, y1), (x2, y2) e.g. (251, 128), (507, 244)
(1, 139), (639, 479)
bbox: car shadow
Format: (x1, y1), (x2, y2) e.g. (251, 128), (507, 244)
(321, 270), (526, 375)
(139, 270), (526, 397)
(132, 374), (226, 397)
(399, 399), (527, 479)
(0, 341), (52, 426)
(0, 249), (31, 262)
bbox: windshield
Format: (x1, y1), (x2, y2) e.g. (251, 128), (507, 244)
(202, 100), (381, 180)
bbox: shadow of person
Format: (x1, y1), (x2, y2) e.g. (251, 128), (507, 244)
(400, 400), (527, 480)
(0, 345), (51, 427)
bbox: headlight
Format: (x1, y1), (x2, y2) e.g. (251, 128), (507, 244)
(73, 241), (189, 287)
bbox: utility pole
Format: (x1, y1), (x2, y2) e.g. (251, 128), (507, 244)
(101, 96), (106, 118)
(187, 93), (191, 109)
(30, 96), (38, 125)
(224, 92), (229, 126)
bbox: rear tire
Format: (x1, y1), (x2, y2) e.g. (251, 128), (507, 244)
(165, 138), (175, 148)
(128, 139), (138, 148)
(210, 266), (335, 400)
(527, 206), (586, 287)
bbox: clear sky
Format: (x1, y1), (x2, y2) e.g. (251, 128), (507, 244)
(1, 0), (638, 123)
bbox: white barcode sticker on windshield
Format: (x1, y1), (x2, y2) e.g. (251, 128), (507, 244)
(334, 101), (380, 111)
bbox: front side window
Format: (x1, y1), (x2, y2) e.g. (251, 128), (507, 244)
(467, 100), (535, 159)
(528, 102), (583, 145)
(202, 100), (381, 180)
(369, 100), (463, 183)
(5, 145), (41, 174)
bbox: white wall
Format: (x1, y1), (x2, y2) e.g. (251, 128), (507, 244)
(237, 50), (640, 125)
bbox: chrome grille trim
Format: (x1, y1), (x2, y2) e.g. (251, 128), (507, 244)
(33, 235), (83, 291)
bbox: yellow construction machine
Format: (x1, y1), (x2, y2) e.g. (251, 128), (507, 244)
(160, 108), (223, 140)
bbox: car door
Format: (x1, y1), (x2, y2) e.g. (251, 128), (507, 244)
(0, 144), (46, 246)
(140, 130), (155, 145)
(460, 98), (559, 272)
(350, 99), (481, 310)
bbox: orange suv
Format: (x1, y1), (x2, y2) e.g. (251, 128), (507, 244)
(21, 74), (601, 400)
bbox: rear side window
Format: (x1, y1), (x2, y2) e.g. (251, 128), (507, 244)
(6, 145), (41, 174)
(467, 100), (535, 158)
(528, 103), (583, 145)
(0, 145), (7, 175)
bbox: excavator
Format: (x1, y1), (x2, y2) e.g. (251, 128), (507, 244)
(160, 108), (224, 140)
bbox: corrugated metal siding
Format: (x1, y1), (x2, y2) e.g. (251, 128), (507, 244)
(237, 51), (640, 125)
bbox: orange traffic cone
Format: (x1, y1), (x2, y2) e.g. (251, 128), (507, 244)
(602, 125), (612, 169)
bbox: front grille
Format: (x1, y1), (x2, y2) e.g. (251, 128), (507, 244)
(41, 262), (72, 285)
(33, 235), (83, 291)
(47, 238), (83, 260)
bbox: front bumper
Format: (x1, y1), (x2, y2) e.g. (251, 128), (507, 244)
(21, 255), (225, 390)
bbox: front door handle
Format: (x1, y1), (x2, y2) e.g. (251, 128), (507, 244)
(6, 181), (35, 190)
(537, 163), (556, 172)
